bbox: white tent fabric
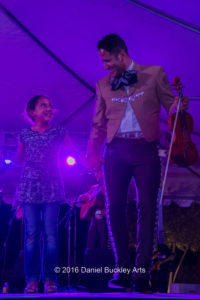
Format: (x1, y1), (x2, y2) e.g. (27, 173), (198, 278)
(0, 0), (199, 205)
(0, 0), (200, 129)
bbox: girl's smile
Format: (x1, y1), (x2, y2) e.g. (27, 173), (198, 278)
(30, 97), (53, 123)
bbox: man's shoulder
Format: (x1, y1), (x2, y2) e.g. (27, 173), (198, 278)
(97, 74), (111, 88)
(135, 62), (163, 73)
(96, 63), (165, 87)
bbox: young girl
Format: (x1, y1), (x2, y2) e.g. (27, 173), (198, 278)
(15, 95), (75, 293)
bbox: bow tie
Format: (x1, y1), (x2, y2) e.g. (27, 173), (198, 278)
(111, 70), (137, 91)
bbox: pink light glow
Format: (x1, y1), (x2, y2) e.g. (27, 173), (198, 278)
(66, 156), (76, 167)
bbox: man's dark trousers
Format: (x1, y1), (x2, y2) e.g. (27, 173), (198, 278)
(103, 137), (161, 279)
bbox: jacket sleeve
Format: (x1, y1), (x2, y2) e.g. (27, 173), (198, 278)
(87, 81), (107, 157)
(156, 67), (175, 114)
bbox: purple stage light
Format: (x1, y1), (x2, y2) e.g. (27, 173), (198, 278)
(66, 156), (76, 167)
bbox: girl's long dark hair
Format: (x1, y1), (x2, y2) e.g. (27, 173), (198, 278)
(26, 95), (45, 121)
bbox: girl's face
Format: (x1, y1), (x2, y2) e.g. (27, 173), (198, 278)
(30, 97), (53, 123)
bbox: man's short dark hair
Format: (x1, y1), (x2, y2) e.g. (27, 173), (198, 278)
(97, 34), (128, 55)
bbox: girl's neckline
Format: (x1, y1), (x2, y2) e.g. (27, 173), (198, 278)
(29, 126), (53, 135)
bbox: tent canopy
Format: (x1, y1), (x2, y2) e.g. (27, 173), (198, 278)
(0, 0), (200, 204)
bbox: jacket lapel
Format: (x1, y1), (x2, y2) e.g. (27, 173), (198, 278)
(128, 62), (141, 96)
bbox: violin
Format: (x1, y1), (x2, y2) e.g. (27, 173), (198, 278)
(168, 76), (198, 166)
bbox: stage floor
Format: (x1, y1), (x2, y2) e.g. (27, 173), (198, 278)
(0, 292), (200, 300)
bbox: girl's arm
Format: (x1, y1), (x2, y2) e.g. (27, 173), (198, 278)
(15, 141), (25, 165)
(12, 141), (25, 209)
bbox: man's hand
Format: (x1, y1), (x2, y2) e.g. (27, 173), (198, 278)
(179, 95), (189, 110)
(87, 154), (104, 172)
(16, 206), (23, 219)
(169, 95), (189, 115)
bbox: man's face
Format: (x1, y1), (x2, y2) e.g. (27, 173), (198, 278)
(99, 49), (126, 78)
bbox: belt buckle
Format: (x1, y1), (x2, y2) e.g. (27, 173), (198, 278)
(126, 132), (137, 139)
(116, 132), (143, 140)
(125, 132), (142, 139)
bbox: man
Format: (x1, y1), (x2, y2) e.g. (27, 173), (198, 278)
(151, 244), (176, 293)
(87, 33), (188, 292)
(78, 171), (107, 250)
(78, 171), (114, 291)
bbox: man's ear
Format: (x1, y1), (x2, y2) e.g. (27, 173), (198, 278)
(118, 49), (126, 61)
(118, 54), (122, 62)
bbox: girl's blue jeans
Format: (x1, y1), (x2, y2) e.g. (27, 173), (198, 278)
(22, 203), (60, 283)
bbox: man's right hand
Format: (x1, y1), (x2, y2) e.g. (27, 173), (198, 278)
(87, 154), (104, 172)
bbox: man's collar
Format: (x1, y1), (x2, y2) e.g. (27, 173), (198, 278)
(126, 60), (134, 71)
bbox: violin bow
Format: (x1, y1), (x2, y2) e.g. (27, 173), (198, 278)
(157, 77), (183, 243)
